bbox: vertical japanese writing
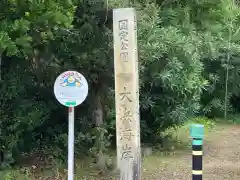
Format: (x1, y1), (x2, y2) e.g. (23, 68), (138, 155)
(119, 87), (132, 102)
(118, 20), (129, 62)
(119, 86), (134, 162)
(113, 8), (141, 180)
(121, 144), (133, 160)
(120, 106), (132, 124)
(120, 52), (128, 62)
(120, 128), (134, 141)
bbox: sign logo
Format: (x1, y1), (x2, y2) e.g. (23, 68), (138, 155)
(54, 71), (89, 107)
(60, 74), (82, 87)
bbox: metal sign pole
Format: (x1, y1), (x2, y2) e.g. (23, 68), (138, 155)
(68, 107), (75, 180)
(54, 71), (89, 180)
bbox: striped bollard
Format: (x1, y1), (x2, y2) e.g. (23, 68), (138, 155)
(190, 124), (204, 180)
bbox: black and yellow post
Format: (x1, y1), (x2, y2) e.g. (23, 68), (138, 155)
(192, 138), (203, 180)
(190, 124), (204, 180)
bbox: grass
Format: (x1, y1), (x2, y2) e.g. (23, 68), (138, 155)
(0, 117), (219, 180)
(214, 114), (240, 124)
(161, 116), (215, 150)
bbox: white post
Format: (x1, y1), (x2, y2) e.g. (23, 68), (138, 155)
(68, 107), (75, 180)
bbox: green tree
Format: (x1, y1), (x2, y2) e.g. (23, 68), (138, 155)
(1, 0), (240, 170)
(0, 0), (76, 166)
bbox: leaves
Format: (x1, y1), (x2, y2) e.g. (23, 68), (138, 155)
(1, 0), (240, 166)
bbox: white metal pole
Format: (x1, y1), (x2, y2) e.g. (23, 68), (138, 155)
(68, 107), (74, 180)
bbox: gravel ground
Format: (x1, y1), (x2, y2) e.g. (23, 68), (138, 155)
(142, 125), (240, 180)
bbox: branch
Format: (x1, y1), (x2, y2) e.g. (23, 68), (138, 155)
(0, 54), (1, 81)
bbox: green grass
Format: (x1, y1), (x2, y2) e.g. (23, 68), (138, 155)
(160, 116), (216, 150)
(215, 114), (240, 124)
(0, 169), (30, 180)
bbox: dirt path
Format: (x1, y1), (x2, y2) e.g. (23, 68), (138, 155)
(13, 124), (239, 179)
(142, 125), (240, 180)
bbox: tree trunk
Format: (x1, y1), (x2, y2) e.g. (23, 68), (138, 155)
(0, 54), (2, 81)
(94, 93), (103, 126)
(92, 91), (106, 170)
